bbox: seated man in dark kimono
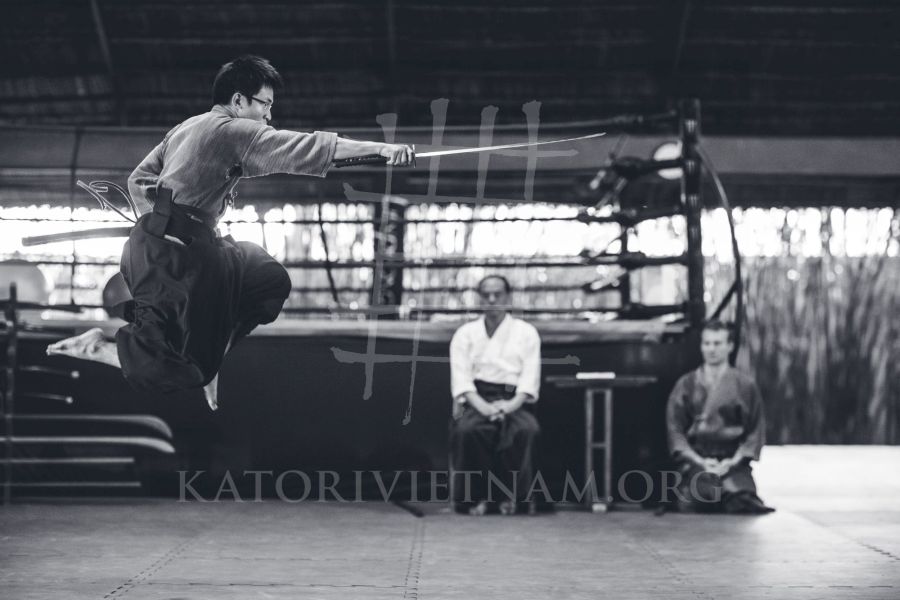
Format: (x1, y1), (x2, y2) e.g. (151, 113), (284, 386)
(449, 275), (541, 516)
(47, 55), (414, 409)
(666, 320), (774, 514)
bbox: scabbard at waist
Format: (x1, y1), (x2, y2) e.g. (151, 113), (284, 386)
(146, 187), (217, 243)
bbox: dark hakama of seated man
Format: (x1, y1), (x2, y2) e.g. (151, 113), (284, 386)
(449, 275), (541, 516)
(666, 320), (774, 514)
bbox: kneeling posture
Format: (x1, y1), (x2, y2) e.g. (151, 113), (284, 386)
(666, 320), (774, 514)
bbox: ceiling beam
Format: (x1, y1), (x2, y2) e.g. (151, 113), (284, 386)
(706, 4), (892, 15)
(4, 124), (900, 178)
(103, 37), (651, 47)
(89, 0), (126, 126)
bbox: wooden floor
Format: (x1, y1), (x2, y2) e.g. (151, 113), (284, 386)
(1, 445), (898, 599)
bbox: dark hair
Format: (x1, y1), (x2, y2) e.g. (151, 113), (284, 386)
(212, 55), (284, 106)
(702, 319), (735, 343)
(477, 274), (512, 295)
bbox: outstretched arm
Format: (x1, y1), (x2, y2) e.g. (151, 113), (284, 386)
(240, 126), (415, 178)
(334, 138), (415, 166)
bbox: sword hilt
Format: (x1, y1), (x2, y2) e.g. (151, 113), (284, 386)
(333, 154), (388, 168)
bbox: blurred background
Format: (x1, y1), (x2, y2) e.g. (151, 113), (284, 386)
(1, 1), (898, 500)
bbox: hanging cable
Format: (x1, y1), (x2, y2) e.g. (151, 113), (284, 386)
(316, 202), (341, 306)
(697, 145), (743, 364)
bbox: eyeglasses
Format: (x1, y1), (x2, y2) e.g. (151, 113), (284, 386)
(249, 96), (273, 110)
(478, 290), (508, 299)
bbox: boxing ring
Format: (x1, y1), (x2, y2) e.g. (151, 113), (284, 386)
(2, 99), (743, 502)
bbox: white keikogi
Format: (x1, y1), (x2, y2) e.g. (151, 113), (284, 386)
(449, 314), (541, 405)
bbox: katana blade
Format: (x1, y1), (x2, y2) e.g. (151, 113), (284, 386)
(416, 131), (606, 158)
(333, 131), (606, 167)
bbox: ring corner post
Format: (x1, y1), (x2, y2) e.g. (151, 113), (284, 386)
(679, 98), (705, 329)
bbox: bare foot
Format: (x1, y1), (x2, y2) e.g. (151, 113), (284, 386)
(468, 500), (489, 516)
(47, 328), (121, 368)
(203, 373), (219, 411)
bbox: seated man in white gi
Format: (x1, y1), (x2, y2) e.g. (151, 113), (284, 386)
(666, 320), (774, 514)
(449, 275), (541, 516)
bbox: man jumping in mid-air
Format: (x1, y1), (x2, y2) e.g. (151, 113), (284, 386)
(47, 55), (414, 410)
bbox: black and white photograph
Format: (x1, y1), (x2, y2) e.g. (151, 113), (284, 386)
(1, 1), (899, 598)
